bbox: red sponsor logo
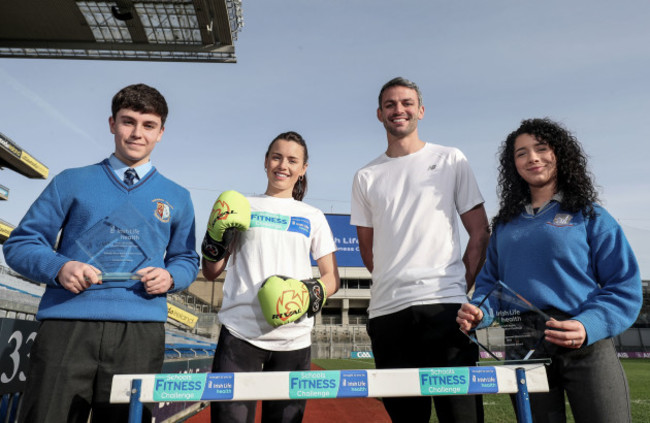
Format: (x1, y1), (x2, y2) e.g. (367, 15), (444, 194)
(272, 289), (308, 322)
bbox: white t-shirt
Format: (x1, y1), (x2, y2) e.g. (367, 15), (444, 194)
(218, 195), (337, 351)
(350, 143), (484, 318)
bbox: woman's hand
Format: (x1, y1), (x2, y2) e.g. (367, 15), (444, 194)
(457, 303), (484, 333)
(545, 319), (586, 348)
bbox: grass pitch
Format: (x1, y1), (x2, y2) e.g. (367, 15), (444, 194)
(312, 358), (650, 423)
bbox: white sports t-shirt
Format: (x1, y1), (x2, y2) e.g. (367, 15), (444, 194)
(350, 143), (484, 319)
(218, 195), (337, 351)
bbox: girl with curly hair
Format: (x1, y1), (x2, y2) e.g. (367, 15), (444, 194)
(457, 118), (642, 422)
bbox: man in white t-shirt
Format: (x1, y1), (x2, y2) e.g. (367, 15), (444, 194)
(350, 77), (489, 423)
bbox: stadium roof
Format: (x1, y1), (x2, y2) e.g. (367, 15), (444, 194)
(0, 184), (8, 201)
(0, 132), (49, 180)
(0, 132), (48, 241)
(0, 0), (243, 63)
(0, 219), (13, 243)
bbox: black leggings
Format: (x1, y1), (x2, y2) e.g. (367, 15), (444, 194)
(210, 326), (311, 423)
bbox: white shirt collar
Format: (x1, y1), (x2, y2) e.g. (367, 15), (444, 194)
(108, 154), (152, 181)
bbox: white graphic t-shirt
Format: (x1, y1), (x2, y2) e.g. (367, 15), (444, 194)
(218, 195), (336, 351)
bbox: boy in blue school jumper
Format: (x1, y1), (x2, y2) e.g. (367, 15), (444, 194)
(3, 83), (200, 423)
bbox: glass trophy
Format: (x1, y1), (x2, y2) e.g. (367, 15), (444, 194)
(466, 281), (552, 365)
(68, 201), (165, 290)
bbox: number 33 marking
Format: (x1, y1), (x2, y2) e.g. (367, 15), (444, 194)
(1, 330), (37, 383)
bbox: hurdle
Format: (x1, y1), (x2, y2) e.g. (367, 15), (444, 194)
(111, 364), (548, 423)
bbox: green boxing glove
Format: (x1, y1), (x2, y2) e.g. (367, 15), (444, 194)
(201, 190), (251, 262)
(258, 275), (327, 327)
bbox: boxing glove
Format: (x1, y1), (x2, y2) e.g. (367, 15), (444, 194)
(258, 275), (327, 327)
(201, 190), (251, 262)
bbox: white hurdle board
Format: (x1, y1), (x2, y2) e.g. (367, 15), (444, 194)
(110, 365), (548, 404)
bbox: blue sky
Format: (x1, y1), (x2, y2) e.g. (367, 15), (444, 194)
(1, 0), (649, 277)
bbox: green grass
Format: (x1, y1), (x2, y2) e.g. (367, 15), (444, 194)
(625, 359), (650, 423)
(312, 358), (650, 423)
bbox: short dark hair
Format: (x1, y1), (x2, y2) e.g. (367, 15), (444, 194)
(111, 83), (168, 125)
(378, 77), (423, 108)
(265, 131), (309, 201)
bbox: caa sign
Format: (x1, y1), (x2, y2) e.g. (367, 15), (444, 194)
(312, 214), (364, 267)
(350, 351), (374, 359)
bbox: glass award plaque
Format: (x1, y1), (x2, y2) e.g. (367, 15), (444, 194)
(67, 201), (165, 290)
(466, 281), (552, 365)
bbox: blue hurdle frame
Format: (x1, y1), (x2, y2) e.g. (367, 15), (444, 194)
(126, 366), (536, 423)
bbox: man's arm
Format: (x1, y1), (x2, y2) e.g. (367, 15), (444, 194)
(459, 204), (490, 292)
(356, 226), (374, 273)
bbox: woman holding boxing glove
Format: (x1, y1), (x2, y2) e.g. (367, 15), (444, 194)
(202, 131), (340, 423)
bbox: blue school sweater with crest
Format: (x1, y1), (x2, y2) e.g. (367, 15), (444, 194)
(470, 202), (642, 345)
(3, 159), (200, 322)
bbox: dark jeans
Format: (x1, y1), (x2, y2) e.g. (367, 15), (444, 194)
(210, 326), (311, 423)
(18, 320), (164, 423)
(368, 304), (484, 423)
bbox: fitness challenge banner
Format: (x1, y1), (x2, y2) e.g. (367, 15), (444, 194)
(311, 214), (364, 268)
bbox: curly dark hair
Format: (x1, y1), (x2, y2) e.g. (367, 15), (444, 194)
(492, 118), (599, 227)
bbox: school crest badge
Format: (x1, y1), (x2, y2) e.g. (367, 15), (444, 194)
(153, 199), (172, 223)
(549, 213), (573, 227)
